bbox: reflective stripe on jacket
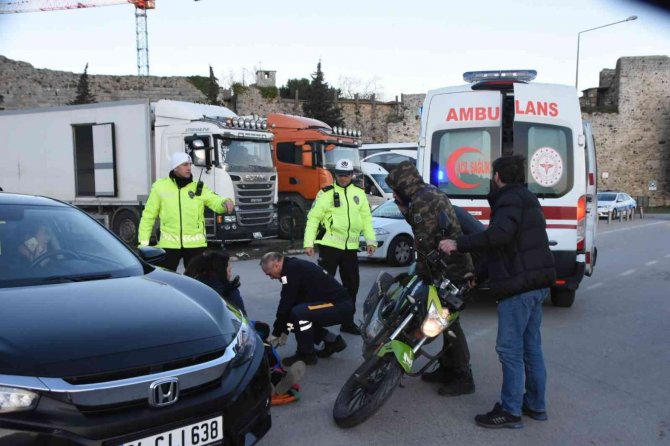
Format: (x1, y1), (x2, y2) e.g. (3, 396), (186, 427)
(138, 176), (230, 249)
(304, 183), (376, 251)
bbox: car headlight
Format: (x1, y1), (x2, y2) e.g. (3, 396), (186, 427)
(420, 303), (450, 338)
(0, 386), (39, 414)
(374, 227), (389, 236)
(230, 318), (257, 368)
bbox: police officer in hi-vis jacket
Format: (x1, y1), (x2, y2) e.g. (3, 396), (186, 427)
(303, 158), (376, 335)
(138, 152), (234, 271)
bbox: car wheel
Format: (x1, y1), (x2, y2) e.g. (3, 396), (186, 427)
(551, 288), (575, 307)
(611, 208), (617, 220)
(386, 235), (414, 266)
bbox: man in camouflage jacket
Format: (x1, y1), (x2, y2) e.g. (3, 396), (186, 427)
(386, 160), (476, 396)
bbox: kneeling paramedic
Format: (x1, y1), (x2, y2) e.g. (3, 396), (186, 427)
(260, 252), (351, 366)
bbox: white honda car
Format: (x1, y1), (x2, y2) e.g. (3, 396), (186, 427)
(358, 200), (414, 266)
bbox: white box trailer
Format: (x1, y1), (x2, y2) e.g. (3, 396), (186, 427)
(0, 99), (278, 245)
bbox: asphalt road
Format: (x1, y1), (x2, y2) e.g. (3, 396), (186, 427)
(228, 215), (670, 446)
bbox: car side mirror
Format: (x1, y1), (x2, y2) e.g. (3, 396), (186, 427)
(438, 210), (453, 236)
(138, 246), (166, 265)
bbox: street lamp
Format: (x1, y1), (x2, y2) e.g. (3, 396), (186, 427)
(575, 15), (637, 92)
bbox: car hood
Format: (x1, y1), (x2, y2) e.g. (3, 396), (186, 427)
(372, 216), (409, 230)
(0, 271), (236, 378)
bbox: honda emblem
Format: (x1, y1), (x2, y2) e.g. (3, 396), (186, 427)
(149, 377), (179, 407)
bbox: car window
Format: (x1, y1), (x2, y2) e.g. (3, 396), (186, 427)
(597, 193), (616, 202)
(0, 204), (144, 288)
(371, 201), (404, 219)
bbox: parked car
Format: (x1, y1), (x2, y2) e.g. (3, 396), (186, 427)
(0, 193), (271, 446)
(597, 191), (637, 218)
(358, 200), (414, 266)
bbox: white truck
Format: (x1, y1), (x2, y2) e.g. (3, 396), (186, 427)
(417, 70), (598, 308)
(0, 99), (278, 245)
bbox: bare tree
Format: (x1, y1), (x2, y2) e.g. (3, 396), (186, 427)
(337, 75), (385, 100)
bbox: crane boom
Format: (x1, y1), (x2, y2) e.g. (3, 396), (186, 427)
(0, 0), (155, 75)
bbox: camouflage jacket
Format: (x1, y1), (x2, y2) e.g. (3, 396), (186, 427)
(386, 161), (474, 282)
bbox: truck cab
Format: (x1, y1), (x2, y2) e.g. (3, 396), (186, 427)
(266, 113), (363, 238)
(153, 100), (278, 243)
(417, 70), (598, 307)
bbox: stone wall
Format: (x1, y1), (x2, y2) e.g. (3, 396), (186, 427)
(0, 56), (206, 109)
(583, 56), (670, 207)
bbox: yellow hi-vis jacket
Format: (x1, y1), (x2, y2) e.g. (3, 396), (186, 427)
(138, 176), (232, 249)
(304, 183), (376, 251)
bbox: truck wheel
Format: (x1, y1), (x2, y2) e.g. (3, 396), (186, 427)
(386, 235), (414, 266)
(278, 204), (305, 239)
(551, 288), (575, 308)
(112, 210), (139, 246)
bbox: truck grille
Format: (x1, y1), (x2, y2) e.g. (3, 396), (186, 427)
(232, 174), (275, 227)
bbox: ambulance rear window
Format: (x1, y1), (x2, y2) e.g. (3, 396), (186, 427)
(514, 123), (573, 198)
(430, 127), (501, 198)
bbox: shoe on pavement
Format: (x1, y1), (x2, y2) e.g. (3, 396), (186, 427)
(421, 366), (455, 384)
(474, 402), (523, 429)
(274, 361), (306, 395)
(316, 335), (347, 358)
(340, 322), (361, 335)
(282, 353), (317, 367)
(437, 371), (475, 396)
(522, 403), (548, 421)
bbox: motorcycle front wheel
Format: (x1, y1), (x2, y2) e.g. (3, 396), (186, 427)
(333, 355), (403, 428)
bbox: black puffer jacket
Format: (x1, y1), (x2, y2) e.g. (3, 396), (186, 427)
(456, 183), (555, 300)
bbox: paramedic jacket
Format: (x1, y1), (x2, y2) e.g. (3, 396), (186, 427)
(272, 257), (351, 337)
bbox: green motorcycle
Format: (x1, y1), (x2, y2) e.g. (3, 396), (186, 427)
(333, 216), (469, 428)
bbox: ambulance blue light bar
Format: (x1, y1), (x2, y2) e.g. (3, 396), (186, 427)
(463, 70), (537, 84)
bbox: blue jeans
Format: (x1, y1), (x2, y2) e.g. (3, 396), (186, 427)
(496, 288), (549, 416)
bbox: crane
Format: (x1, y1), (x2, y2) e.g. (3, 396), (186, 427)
(0, 0), (156, 76)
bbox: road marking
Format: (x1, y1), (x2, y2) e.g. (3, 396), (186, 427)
(586, 282), (603, 290)
(645, 260), (658, 266)
(665, 254), (670, 258)
(621, 269), (636, 276)
(599, 220), (668, 235)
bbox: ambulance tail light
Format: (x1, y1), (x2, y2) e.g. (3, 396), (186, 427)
(463, 70), (537, 84)
(577, 195), (586, 252)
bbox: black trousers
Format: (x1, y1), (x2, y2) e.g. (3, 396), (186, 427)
(290, 301), (353, 355)
(160, 247), (207, 272)
(439, 318), (472, 377)
(317, 245), (360, 322)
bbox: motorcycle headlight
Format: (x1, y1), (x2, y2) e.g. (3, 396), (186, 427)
(230, 318), (256, 368)
(0, 386), (39, 414)
(420, 303), (450, 338)
(374, 227), (389, 236)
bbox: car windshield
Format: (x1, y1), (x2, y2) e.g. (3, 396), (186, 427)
(371, 200), (404, 219)
(0, 204), (144, 288)
(371, 174), (392, 193)
(597, 193), (617, 202)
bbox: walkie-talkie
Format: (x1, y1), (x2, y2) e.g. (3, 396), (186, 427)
(333, 191), (340, 207)
(190, 168), (205, 198)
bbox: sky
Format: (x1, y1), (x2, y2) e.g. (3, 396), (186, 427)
(1, 0), (669, 101)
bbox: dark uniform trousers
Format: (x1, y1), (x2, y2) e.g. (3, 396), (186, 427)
(317, 244), (360, 322)
(160, 247), (207, 272)
(439, 319), (471, 376)
(291, 300), (353, 355)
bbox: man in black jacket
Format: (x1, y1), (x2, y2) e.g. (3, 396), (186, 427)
(260, 252), (351, 366)
(440, 155), (556, 429)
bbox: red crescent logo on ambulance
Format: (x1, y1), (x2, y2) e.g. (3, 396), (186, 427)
(446, 147), (482, 189)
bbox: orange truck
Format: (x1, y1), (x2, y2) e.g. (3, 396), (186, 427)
(266, 114), (363, 238)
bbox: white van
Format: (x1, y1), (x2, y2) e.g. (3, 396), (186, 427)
(417, 70), (597, 307)
(362, 161), (393, 200)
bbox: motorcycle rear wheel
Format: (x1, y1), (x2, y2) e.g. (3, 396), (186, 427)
(333, 355), (403, 428)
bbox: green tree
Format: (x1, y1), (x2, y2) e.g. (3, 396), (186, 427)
(279, 78), (311, 99)
(69, 63), (96, 105)
(302, 62), (343, 127)
(207, 65), (221, 105)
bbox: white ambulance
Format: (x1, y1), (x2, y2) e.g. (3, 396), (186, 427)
(417, 70), (598, 307)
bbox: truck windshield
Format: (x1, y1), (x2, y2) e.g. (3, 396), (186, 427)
(221, 140), (274, 172)
(430, 127), (501, 198)
(324, 147), (362, 171)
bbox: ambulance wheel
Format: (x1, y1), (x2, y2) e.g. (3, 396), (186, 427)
(112, 210), (139, 246)
(551, 288), (575, 308)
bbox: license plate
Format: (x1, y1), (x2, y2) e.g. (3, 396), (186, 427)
(123, 416), (223, 446)
(253, 232), (262, 239)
